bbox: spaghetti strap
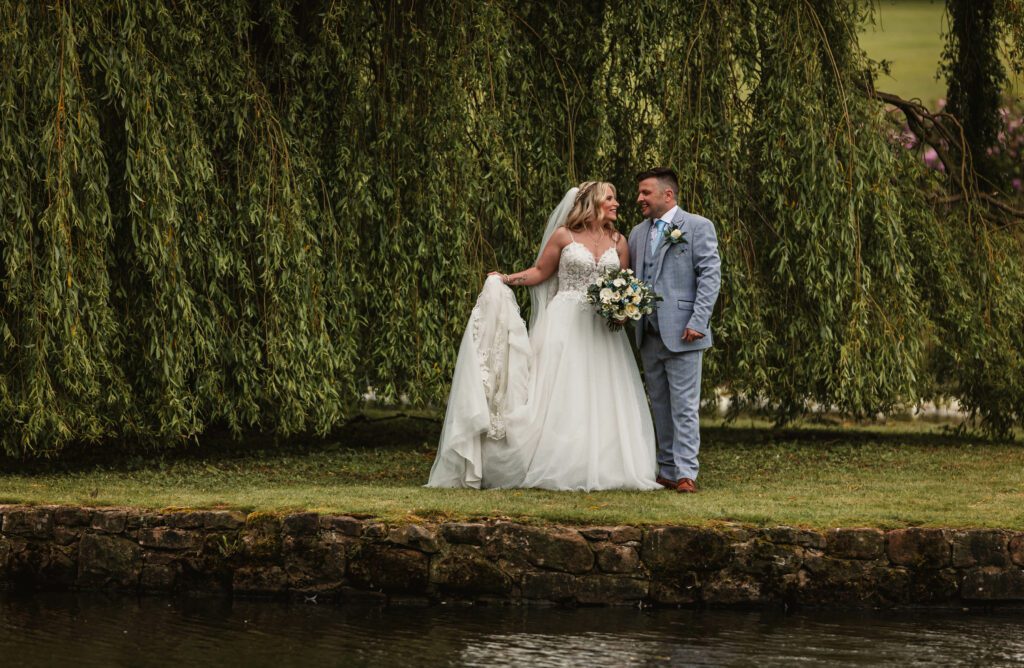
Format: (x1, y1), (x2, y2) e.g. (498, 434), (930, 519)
(568, 230), (575, 243)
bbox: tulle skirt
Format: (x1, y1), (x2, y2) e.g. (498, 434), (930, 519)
(504, 294), (660, 491)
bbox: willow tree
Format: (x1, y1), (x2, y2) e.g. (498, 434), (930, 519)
(942, 0), (1006, 189)
(1, 0), (1022, 458)
(868, 0), (1024, 435)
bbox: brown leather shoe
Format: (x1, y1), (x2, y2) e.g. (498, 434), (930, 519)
(676, 478), (697, 493)
(656, 476), (676, 490)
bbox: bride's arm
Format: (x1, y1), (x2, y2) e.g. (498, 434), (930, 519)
(615, 232), (630, 270)
(499, 228), (570, 287)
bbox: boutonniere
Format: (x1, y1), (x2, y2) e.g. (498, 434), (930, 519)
(664, 224), (687, 250)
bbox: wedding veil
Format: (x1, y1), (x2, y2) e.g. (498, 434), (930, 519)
(528, 186), (578, 331)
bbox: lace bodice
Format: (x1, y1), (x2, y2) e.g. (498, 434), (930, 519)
(555, 241), (620, 299)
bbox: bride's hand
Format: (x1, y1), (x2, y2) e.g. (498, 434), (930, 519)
(487, 271), (509, 284)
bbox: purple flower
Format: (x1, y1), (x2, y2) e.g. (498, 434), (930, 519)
(922, 147), (944, 171)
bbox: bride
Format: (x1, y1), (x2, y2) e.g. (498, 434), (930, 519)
(427, 182), (659, 491)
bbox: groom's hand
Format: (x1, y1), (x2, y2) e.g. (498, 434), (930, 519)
(682, 328), (704, 342)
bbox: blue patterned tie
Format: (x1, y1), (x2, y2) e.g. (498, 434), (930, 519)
(651, 219), (666, 254)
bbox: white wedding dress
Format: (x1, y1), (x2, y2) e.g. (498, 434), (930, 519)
(427, 190), (659, 491)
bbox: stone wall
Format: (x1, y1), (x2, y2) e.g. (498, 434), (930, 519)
(2, 505), (1024, 607)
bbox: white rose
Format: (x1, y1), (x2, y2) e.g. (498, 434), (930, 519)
(613, 278), (625, 287)
(611, 291), (622, 302)
(670, 229), (683, 240)
(599, 287), (613, 302)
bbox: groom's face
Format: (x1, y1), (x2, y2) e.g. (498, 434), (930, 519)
(636, 178), (673, 220)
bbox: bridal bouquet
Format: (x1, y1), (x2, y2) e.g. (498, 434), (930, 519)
(586, 268), (661, 331)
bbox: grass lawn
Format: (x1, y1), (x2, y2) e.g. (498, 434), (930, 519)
(859, 0), (948, 106)
(1, 413), (1021, 530)
(859, 1), (1023, 106)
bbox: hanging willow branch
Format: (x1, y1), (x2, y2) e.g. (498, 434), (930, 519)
(870, 87), (1024, 220)
(1, 0), (1022, 457)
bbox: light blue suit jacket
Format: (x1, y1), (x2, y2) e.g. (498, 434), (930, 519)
(628, 208), (721, 353)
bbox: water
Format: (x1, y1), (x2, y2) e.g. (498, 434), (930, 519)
(2, 592), (1024, 667)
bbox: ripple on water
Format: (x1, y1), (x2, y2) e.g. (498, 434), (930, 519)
(3, 594), (1024, 667)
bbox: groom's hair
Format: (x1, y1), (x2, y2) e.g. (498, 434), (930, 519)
(636, 167), (679, 198)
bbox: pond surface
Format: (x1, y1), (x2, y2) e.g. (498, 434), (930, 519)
(2, 592), (1024, 667)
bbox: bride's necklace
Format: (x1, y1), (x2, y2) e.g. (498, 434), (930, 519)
(585, 224), (603, 247)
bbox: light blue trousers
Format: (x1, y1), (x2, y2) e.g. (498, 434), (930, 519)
(640, 335), (703, 481)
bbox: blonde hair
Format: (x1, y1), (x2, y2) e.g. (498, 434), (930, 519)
(564, 181), (617, 235)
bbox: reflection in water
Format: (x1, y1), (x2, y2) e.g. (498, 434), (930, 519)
(2, 592), (1024, 667)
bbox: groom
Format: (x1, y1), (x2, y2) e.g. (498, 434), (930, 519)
(629, 168), (721, 493)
